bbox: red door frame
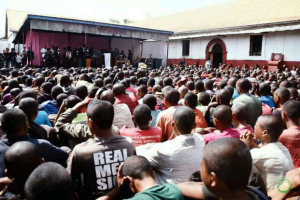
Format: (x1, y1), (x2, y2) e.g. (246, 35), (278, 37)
(205, 38), (227, 65)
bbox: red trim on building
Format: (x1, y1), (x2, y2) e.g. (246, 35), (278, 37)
(167, 59), (300, 70)
(205, 38), (227, 64)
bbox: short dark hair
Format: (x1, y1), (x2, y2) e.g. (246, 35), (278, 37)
(19, 98), (38, 120)
(275, 88), (290, 103)
(56, 94), (68, 108)
(75, 85), (88, 100)
(195, 80), (204, 92)
(173, 106), (195, 134)
(19, 90), (37, 100)
(87, 100), (114, 130)
(258, 115), (284, 140)
(65, 95), (82, 109)
(24, 162), (74, 200)
(133, 104), (151, 127)
(88, 87), (100, 98)
(203, 138), (252, 191)
(237, 78), (251, 92)
(148, 78), (155, 88)
(213, 105), (232, 127)
(163, 77), (172, 87)
(143, 94), (157, 110)
(122, 156), (153, 179)
(1, 108), (27, 137)
(41, 82), (53, 94)
(232, 102), (247, 121)
(51, 86), (63, 100)
(137, 85), (148, 95)
(259, 83), (271, 96)
(204, 79), (214, 90)
(282, 100), (300, 121)
(165, 89), (179, 106)
(184, 92), (198, 108)
(199, 92), (210, 106)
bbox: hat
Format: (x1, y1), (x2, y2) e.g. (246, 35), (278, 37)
(138, 62), (147, 69)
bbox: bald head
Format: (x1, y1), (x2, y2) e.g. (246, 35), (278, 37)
(174, 106), (195, 134)
(5, 142), (41, 190)
(256, 115), (283, 140)
(216, 89), (231, 105)
(178, 86), (188, 99)
(232, 102), (247, 122)
(143, 94), (157, 110)
(113, 83), (126, 96)
(202, 138), (252, 192)
(213, 105), (232, 127)
(24, 162), (74, 200)
(19, 97), (38, 121)
(100, 90), (115, 104)
(237, 78), (251, 93)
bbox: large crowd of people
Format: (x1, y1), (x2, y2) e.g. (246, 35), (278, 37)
(0, 61), (298, 200)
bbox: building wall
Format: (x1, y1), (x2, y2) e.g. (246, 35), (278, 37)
(168, 30), (300, 69)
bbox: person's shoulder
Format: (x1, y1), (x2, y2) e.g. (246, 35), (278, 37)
(38, 110), (48, 116)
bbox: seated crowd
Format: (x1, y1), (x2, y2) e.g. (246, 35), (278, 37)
(0, 63), (299, 200)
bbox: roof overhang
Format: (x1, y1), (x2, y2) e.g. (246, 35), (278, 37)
(13, 14), (173, 43)
(170, 23), (300, 40)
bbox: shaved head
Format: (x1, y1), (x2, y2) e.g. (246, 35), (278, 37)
(113, 83), (126, 96)
(202, 138), (252, 192)
(213, 105), (232, 127)
(100, 90), (115, 104)
(173, 106), (195, 134)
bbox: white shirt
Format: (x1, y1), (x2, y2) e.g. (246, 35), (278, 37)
(137, 134), (205, 184)
(113, 104), (134, 130)
(16, 55), (22, 63)
(205, 60), (212, 70)
(41, 48), (47, 58)
(138, 98), (143, 105)
(251, 142), (294, 190)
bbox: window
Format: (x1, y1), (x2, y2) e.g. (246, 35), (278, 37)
(250, 35), (262, 56)
(182, 40), (190, 56)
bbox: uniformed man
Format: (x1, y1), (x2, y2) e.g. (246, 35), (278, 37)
(180, 57), (186, 69)
(145, 53), (153, 69)
(205, 57), (212, 70)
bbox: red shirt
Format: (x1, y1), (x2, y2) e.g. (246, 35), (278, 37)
(126, 87), (137, 96)
(120, 126), (162, 147)
(279, 126), (300, 168)
(203, 128), (241, 144)
(115, 94), (137, 114)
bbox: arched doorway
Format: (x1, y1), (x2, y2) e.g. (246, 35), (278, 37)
(205, 38), (227, 68)
(212, 44), (223, 68)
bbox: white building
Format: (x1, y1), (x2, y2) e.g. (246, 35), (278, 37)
(130, 0), (300, 70)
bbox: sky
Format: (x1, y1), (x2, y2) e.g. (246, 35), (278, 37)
(0, 0), (235, 37)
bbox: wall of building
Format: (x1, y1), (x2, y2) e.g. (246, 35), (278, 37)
(167, 30), (300, 69)
(0, 39), (9, 53)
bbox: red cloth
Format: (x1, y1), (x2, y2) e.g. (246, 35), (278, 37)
(193, 109), (208, 129)
(120, 126), (162, 147)
(115, 94), (137, 114)
(126, 87), (137, 96)
(25, 31), (109, 66)
(262, 103), (272, 115)
(236, 125), (254, 135)
(155, 100), (167, 111)
(203, 128), (241, 144)
(279, 126), (300, 168)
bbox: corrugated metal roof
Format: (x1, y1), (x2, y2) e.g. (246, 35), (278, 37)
(129, 0), (300, 34)
(6, 10), (173, 35)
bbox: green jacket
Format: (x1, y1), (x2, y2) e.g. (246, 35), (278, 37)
(55, 108), (119, 148)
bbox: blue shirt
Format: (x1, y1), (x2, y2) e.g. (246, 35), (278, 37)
(40, 100), (58, 115)
(151, 110), (161, 127)
(259, 95), (275, 108)
(233, 87), (240, 99)
(34, 111), (52, 127)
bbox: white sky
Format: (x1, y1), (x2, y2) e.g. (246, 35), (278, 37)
(0, 0), (235, 37)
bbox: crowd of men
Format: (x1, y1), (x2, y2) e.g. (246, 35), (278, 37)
(0, 62), (298, 200)
(0, 47), (34, 68)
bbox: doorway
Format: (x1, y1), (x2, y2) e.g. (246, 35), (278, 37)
(212, 44), (223, 68)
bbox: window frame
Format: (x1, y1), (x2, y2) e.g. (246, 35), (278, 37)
(249, 35), (263, 56)
(182, 40), (190, 56)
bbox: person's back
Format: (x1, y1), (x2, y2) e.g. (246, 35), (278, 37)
(184, 92), (207, 130)
(233, 78), (262, 127)
(143, 94), (161, 127)
(248, 115), (294, 190)
(279, 100), (300, 168)
(113, 83), (137, 114)
(100, 90), (135, 129)
(258, 83), (275, 108)
(25, 162), (76, 200)
(120, 104), (162, 146)
(203, 105), (240, 144)
(156, 89), (180, 141)
(138, 106), (205, 184)
(0, 109), (68, 178)
(67, 100), (136, 198)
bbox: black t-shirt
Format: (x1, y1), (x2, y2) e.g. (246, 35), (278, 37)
(8, 52), (16, 61)
(28, 121), (47, 139)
